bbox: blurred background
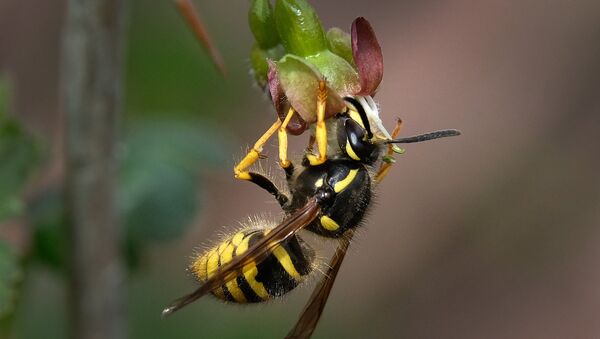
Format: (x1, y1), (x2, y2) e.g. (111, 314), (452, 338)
(1, 0), (600, 338)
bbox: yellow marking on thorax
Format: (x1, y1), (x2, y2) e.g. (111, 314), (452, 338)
(345, 142), (361, 161)
(320, 215), (341, 231)
(272, 246), (301, 280)
(348, 109), (365, 128)
(315, 178), (324, 188)
(334, 168), (359, 192)
(221, 242), (247, 303)
(236, 233), (269, 300)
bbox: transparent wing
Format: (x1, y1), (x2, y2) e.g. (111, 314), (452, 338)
(162, 197), (321, 317)
(285, 229), (355, 339)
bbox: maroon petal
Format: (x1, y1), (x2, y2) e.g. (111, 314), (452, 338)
(268, 60), (286, 116)
(352, 17), (384, 96)
(285, 111), (308, 135)
(267, 60), (307, 135)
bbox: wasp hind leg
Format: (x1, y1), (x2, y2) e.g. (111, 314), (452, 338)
(305, 81), (328, 166)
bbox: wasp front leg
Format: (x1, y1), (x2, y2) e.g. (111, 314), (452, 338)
(278, 107), (296, 170)
(234, 119), (282, 180)
(305, 81), (328, 166)
(374, 118), (403, 184)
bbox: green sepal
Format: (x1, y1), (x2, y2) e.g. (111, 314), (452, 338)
(274, 0), (327, 57)
(326, 27), (355, 67)
(248, 0), (280, 49)
(276, 54), (344, 122)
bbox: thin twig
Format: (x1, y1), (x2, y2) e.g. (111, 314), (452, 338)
(175, 0), (227, 76)
(61, 1), (128, 338)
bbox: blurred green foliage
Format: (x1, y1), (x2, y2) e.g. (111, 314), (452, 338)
(120, 118), (230, 267)
(0, 78), (39, 221)
(0, 77), (36, 333)
(0, 240), (21, 321)
(27, 117), (231, 271)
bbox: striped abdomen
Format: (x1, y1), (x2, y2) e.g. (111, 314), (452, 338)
(190, 229), (314, 303)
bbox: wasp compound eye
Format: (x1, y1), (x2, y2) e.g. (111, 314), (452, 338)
(342, 119), (379, 164)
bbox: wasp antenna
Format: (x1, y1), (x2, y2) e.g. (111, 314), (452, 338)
(385, 129), (461, 144)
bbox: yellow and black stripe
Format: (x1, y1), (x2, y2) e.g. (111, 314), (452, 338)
(190, 229), (314, 303)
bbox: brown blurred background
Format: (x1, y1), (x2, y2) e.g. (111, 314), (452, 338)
(1, 0), (600, 338)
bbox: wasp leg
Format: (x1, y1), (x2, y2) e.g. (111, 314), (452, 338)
(278, 107), (296, 169)
(285, 229), (355, 339)
(306, 134), (316, 154)
(374, 118), (403, 184)
(245, 172), (289, 207)
(279, 108), (298, 180)
(234, 119), (282, 181)
(305, 81), (328, 166)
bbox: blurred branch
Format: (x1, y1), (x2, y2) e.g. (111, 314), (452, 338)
(61, 1), (128, 339)
(174, 0), (226, 75)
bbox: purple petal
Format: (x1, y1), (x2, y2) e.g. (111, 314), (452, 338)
(352, 17), (384, 96)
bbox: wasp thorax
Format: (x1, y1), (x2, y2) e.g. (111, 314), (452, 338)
(191, 228), (314, 303)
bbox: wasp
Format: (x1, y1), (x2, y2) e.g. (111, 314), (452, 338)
(162, 83), (460, 338)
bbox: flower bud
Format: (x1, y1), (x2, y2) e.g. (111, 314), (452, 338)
(274, 0), (328, 57)
(326, 27), (354, 67)
(249, 0), (280, 49)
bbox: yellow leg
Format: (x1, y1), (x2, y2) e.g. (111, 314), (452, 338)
(306, 81), (328, 166)
(234, 119), (282, 180)
(375, 118), (403, 184)
(278, 108), (295, 168)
